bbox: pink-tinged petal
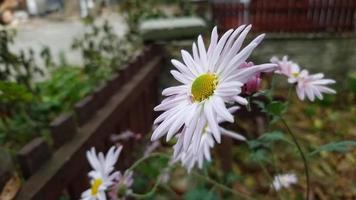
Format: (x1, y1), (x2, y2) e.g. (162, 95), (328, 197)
(234, 96), (248, 105)
(217, 25), (252, 74)
(228, 106), (240, 114)
(219, 42), (258, 78)
(204, 100), (221, 143)
(154, 95), (187, 111)
(183, 112), (200, 150)
(211, 96), (234, 123)
(197, 35), (208, 68)
(151, 113), (179, 141)
(207, 26), (218, 58)
(296, 85), (305, 101)
(220, 127), (246, 141)
(170, 70), (192, 85)
(220, 25), (246, 58)
(317, 86), (336, 94)
(305, 87), (315, 101)
(311, 86), (323, 100)
(192, 42), (203, 69)
(171, 60), (196, 79)
(181, 50), (202, 75)
(162, 85), (188, 96)
(166, 108), (189, 141)
(209, 29), (234, 71)
(225, 63), (277, 83)
(311, 79), (336, 85)
(184, 104), (199, 126)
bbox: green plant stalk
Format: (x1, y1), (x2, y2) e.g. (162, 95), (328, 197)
(127, 152), (171, 199)
(128, 152), (170, 171)
(129, 176), (161, 199)
(192, 171), (257, 200)
(281, 117), (310, 200)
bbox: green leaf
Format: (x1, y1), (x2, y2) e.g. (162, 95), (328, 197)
(309, 141), (356, 156)
(258, 131), (292, 145)
(249, 149), (270, 164)
(184, 187), (219, 200)
(247, 131), (291, 150)
(266, 101), (288, 116)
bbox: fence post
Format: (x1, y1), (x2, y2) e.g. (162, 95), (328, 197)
(17, 138), (52, 179)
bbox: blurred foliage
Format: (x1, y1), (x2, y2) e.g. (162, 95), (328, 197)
(120, 0), (195, 33)
(72, 20), (142, 84)
(0, 20), (142, 150)
(0, 30), (45, 92)
(184, 187), (219, 200)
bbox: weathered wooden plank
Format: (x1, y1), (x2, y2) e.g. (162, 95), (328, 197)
(74, 95), (96, 126)
(50, 113), (77, 149)
(17, 138), (52, 179)
(15, 51), (163, 200)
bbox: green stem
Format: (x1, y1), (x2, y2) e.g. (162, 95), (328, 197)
(129, 176), (161, 199)
(127, 152), (171, 199)
(192, 171), (256, 200)
(128, 152), (170, 171)
(281, 117), (310, 200)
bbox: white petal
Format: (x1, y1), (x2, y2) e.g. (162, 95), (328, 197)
(209, 29), (234, 71)
(211, 96), (234, 123)
(170, 70), (192, 85)
(220, 127), (246, 141)
(162, 85), (188, 96)
(207, 26), (218, 58)
(197, 35), (208, 69)
(233, 96), (248, 105)
(204, 100), (221, 143)
(171, 59), (196, 79)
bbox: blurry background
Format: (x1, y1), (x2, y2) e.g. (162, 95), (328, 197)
(0, 0), (355, 199)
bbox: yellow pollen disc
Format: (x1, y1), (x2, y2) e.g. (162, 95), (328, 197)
(292, 72), (299, 78)
(91, 178), (103, 196)
(191, 74), (218, 102)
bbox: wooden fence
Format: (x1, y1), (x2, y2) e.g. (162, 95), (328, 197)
(11, 44), (165, 200)
(213, 0), (356, 33)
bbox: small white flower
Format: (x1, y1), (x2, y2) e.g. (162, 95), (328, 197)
(272, 173), (298, 191)
(152, 25), (277, 152)
(271, 56), (336, 101)
(81, 146), (123, 200)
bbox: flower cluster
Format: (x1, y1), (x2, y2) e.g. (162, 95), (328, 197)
(271, 56), (336, 101)
(151, 25), (278, 171)
(81, 146), (133, 200)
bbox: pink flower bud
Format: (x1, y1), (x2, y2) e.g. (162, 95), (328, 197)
(240, 62), (262, 95)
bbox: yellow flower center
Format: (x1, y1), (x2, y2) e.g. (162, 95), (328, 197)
(191, 74), (218, 102)
(91, 178), (103, 196)
(292, 72), (299, 78)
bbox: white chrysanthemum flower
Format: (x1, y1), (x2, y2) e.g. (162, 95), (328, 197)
(81, 146), (123, 200)
(108, 170), (134, 200)
(152, 25), (277, 150)
(271, 56), (336, 101)
(271, 173), (298, 191)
